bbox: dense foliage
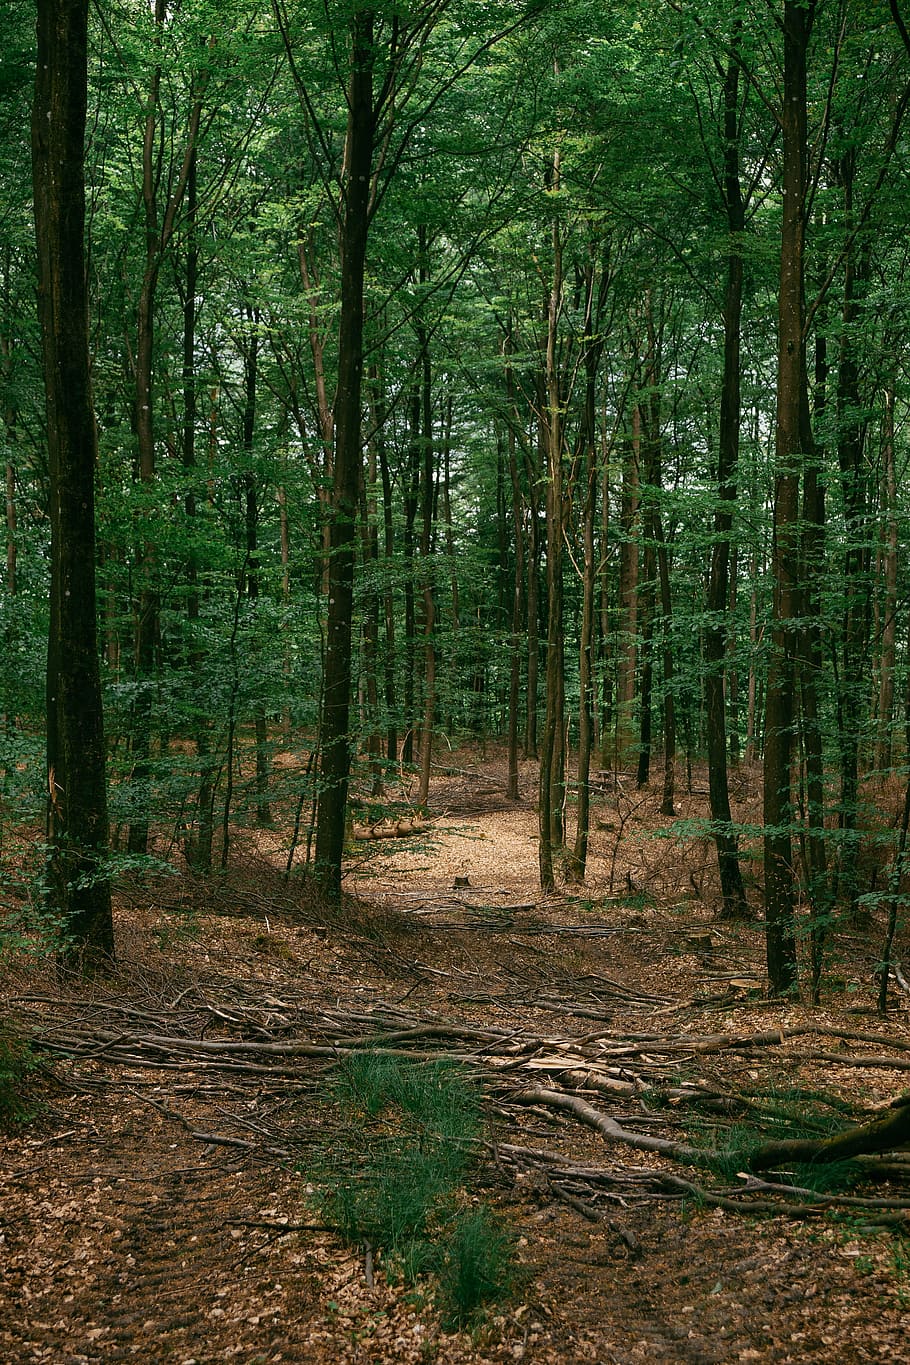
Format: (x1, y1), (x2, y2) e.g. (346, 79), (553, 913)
(3, 0), (910, 989)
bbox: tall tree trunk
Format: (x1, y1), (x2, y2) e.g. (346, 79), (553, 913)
(375, 390), (398, 764)
(297, 230), (334, 591)
(416, 298), (436, 810)
(799, 453), (828, 1002)
(875, 380), (898, 775)
(506, 440), (524, 802)
(524, 474), (540, 760)
(639, 343), (677, 819)
(615, 413), (640, 769)
(568, 264), (601, 881)
(240, 309), (272, 828)
(539, 163), (565, 891)
(763, 0), (814, 995)
(834, 146), (870, 920)
(706, 51), (749, 918)
(313, 10), (374, 899)
(402, 381), (420, 764)
(33, 0), (113, 959)
(180, 148), (214, 874)
(361, 372), (384, 792)
(128, 6), (208, 855)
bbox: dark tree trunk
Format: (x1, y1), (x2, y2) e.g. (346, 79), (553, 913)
(416, 299), (436, 810)
(834, 147), (871, 920)
(180, 148), (214, 874)
(706, 51), (749, 918)
(615, 414), (640, 769)
(875, 381), (898, 775)
(33, 0), (113, 959)
(504, 333), (524, 801)
(568, 266), (600, 882)
(524, 485), (540, 760)
(402, 381), (420, 764)
(240, 310), (272, 828)
(763, 0), (814, 995)
(128, 5), (207, 855)
(375, 393), (398, 764)
(538, 182), (565, 891)
(313, 10), (374, 899)
(799, 451), (828, 1003)
(361, 369), (385, 793)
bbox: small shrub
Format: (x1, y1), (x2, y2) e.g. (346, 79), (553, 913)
(793, 1159), (862, 1194)
(436, 1206), (516, 1329)
(0, 1026), (41, 1129)
(307, 1053), (515, 1328)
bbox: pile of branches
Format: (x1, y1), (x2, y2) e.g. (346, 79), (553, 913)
(12, 980), (910, 1228)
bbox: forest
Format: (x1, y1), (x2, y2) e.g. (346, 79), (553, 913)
(6, 0), (910, 1360)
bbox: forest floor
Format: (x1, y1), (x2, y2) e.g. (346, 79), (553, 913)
(4, 749), (910, 1363)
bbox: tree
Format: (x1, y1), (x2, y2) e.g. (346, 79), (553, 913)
(763, 0), (813, 995)
(32, 0), (113, 960)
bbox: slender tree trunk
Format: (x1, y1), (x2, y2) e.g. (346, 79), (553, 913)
(129, 6), (207, 855)
(615, 414), (640, 769)
(568, 265), (601, 881)
(313, 10), (374, 899)
(240, 310), (272, 828)
(745, 539), (760, 766)
(539, 166), (565, 891)
(763, 0), (814, 995)
(376, 397), (398, 764)
(799, 453), (828, 1003)
(33, 0), (113, 959)
(180, 148), (214, 874)
(706, 50), (749, 917)
(525, 478), (540, 760)
(362, 373), (384, 792)
(416, 302), (436, 810)
(875, 381), (898, 775)
(506, 442), (524, 802)
(640, 357), (676, 818)
(402, 381), (420, 764)
(297, 231), (334, 591)
(834, 147), (871, 920)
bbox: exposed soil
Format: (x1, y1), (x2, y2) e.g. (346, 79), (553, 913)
(3, 752), (910, 1364)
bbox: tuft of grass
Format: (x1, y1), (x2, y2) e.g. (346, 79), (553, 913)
(436, 1206), (517, 1329)
(0, 1025), (42, 1130)
(793, 1159), (862, 1194)
(307, 1053), (515, 1328)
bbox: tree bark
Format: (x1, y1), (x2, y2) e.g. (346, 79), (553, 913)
(313, 10), (374, 900)
(763, 0), (815, 995)
(706, 51), (749, 918)
(416, 293), (436, 810)
(129, 5), (208, 855)
(614, 416), (640, 769)
(568, 263), (600, 881)
(33, 0), (113, 960)
(538, 163), (565, 892)
(875, 381), (898, 775)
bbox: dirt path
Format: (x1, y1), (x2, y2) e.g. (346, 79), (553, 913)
(4, 758), (910, 1362)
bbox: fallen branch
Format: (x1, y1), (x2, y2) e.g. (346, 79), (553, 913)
(749, 1094), (910, 1171)
(511, 1085), (729, 1171)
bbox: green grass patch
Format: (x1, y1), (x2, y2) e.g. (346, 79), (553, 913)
(792, 1158), (862, 1194)
(306, 1052), (517, 1328)
(0, 1025), (42, 1129)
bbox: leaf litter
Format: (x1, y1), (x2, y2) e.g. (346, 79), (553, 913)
(3, 752), (910, 1362)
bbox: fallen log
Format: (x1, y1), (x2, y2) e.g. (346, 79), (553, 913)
(749, 1093), (910, 1170)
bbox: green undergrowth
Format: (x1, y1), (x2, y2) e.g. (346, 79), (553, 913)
(305, 1052), (517, 1329)
(687, 1082), (864, 1193)
(0, 1024), (43, 1130)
